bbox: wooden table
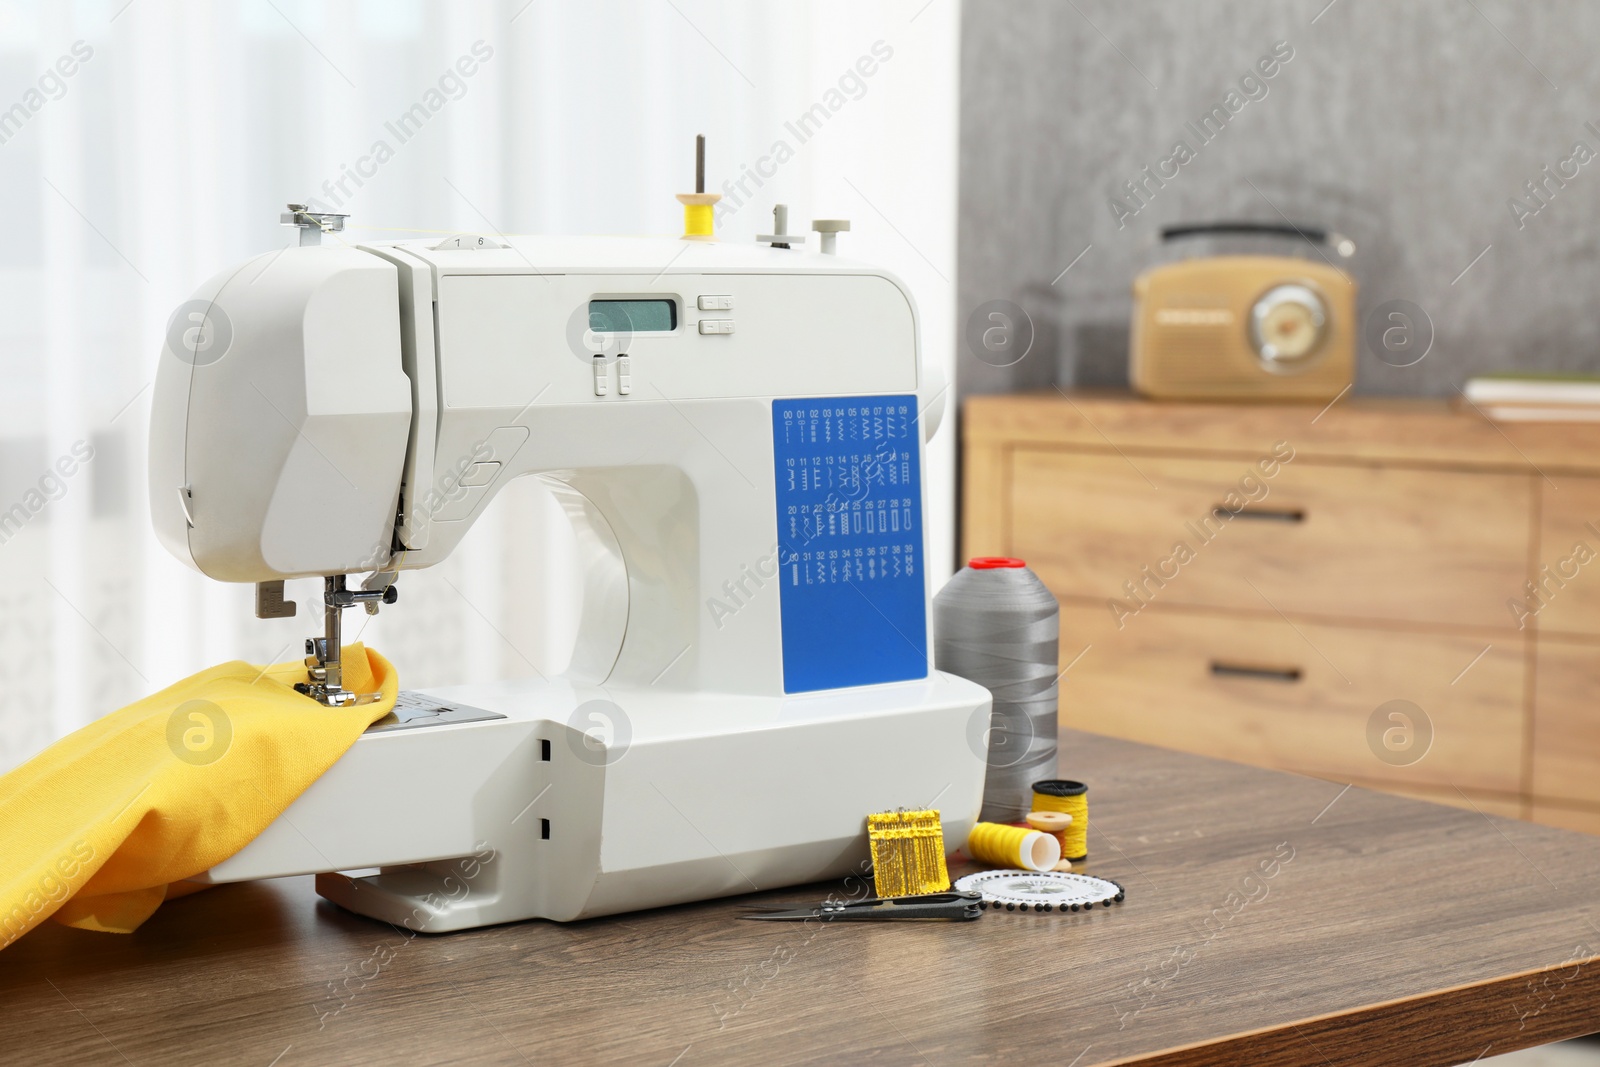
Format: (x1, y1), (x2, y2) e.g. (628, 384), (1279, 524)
(5, 730), (1600, 1065)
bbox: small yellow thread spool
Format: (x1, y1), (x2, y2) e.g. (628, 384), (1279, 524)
(966, 821), (1061, 872)
(867, 809), (951, 897)
(676, 193), (719, 239)
(1032, 779), (1088, 861)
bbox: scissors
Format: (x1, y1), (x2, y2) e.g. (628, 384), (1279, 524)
(738, 891), (983, 922)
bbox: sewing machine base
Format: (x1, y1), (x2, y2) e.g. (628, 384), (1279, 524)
(202, 674), (989, 930)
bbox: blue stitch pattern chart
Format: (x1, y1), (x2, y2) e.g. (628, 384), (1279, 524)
(771, 395), (927, 693)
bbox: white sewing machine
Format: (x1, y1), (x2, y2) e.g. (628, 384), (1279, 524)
(148, 199), (989, 931)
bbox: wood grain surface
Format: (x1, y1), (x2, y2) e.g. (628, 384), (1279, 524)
(962, 391), (1600, 474)
(1054, 602), (1526, 793)
(3, 731), (1598, 1066)
(1533, 474), (1600, 639)
(1532, 637), (1600, 808)
(1010, 450), (1531, 631)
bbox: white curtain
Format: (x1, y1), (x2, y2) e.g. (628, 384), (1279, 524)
(0, 0), (960, 769)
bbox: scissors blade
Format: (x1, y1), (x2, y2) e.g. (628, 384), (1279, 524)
(737, 908), (828, 921)
(737, 892), (984, 922)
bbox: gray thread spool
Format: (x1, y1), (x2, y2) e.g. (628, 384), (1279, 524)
(934, 558), (1060, 823)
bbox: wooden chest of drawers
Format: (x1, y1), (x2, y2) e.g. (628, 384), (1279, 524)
(962, 392), (1600, 832)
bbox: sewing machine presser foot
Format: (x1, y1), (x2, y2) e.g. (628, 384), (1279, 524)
(292, 574), (398, 707)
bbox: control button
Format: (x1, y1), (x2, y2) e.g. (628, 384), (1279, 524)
(617, 355), (632, 395)
(698, 319), (735, 335)
(697, 295), (733, 311)
(592, 356), (608, 396)
(460, 461), (501, 487)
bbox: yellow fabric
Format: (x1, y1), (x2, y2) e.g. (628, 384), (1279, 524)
(0, 643), (396, 948)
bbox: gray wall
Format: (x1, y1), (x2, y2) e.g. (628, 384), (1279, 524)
(958, 0), (1600, 397)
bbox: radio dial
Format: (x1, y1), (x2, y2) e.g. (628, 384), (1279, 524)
(1249, 284), (1327, 370)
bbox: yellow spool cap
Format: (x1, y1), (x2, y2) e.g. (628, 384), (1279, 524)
(1032, 780), (1088, 861)
(966, 821), (1060, 872)
(676, 193), (720, 240)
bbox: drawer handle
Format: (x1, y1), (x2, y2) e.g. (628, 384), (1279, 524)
(1210, 661), (1302, 683)
(1212, 506), (1306, 523)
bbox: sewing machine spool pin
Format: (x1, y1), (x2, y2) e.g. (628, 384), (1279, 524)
(756, 203), (805, 250)
(294, 574), (397, 707)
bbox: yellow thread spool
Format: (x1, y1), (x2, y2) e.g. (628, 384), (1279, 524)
(966, 821), (1060, 872)
(867, 809), (951, 897)
(1032, 780), (1088, 861)
(676, 193), (720, 240)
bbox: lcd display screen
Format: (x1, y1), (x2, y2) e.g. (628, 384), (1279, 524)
(589, 299), (676, 333)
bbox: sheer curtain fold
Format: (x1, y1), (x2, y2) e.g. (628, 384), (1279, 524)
(0, 0), (959, 770)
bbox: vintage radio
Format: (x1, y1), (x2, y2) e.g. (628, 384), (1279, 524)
(1130, 222), (1356, 401)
